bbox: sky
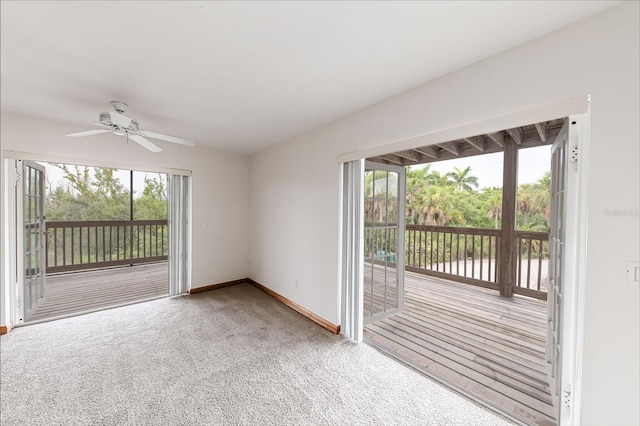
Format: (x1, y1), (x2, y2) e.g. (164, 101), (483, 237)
(411, 145), (551, 189)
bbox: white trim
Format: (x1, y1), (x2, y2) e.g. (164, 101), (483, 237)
(570, 98), (591, 426)
(336, 96), (588, 164)
(2, 150), (191, 177)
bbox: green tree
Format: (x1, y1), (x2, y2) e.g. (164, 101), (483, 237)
(46, 164), (129, 221)
(484, 189), (503, 229)
(447, 166), (479, 192)
(46, 165), (167, 221)
(133, 175), (168, 220)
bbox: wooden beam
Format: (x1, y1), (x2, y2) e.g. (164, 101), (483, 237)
(436, 142), (461, 156)
(394, 150), (423, 163)
(377, 154), (405, 166)
(486, 132), (504, 147)
(534, 122), (547, 142)
(505, 128), (522, 145)
(498, 139), (518, 298)
(413, 146), (439, 159)
(462, 136), (486, 152)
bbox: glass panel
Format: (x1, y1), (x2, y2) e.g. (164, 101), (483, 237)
(387, 172), (398, 225)
(385, 269), (398, 311)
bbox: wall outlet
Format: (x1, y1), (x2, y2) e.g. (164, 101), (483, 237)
(295, 278), (299, 288)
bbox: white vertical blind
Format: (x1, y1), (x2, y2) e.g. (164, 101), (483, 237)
(168, 174), (191, 296)
(340, 160), (364, 342)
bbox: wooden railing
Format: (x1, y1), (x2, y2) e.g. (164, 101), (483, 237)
(45, 220), (168, 273)
(514, 230), (549, 299)
(406, 225), (501, 290)
(405, 225), (549, 299)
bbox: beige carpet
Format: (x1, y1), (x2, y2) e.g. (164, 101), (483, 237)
(1, 284), (513, 425)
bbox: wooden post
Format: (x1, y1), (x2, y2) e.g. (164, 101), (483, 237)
(499, 137), (518, 297)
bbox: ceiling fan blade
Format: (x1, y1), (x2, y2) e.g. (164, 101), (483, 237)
(139, 130), (195, 147)
(66, 129), (113, 137)
(129, 134), (163, 152)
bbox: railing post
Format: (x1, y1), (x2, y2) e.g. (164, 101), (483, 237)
(498, 137), (518, 297)
(129, 220), (134, 266)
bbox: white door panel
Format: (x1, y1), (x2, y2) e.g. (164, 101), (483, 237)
(17, 160), (47, 323)
(548, 115), (585, 425)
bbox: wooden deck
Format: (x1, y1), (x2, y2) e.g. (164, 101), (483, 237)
(28, 262), (168, 322)
(364, 265), (554, 426)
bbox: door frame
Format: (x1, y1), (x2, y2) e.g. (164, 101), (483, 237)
(338, 97), (591, 425)
(1, 150), (192, 328)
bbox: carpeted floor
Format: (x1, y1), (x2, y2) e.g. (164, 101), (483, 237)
(1, 283), (514, 425)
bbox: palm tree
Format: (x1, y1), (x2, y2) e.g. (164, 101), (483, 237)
(426, 170), (451, 187)
(518, 191), (533, 226)
(447, 166), (479, 192)
(486, 191), (502, 229)
(421, 192), (448, 226)
(406, 166), (432, 224)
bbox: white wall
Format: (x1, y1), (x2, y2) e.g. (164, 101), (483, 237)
(0, 111), (251, 327)
(249, 3), (639, 425)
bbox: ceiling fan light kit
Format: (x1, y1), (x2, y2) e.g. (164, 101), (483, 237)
(66, 101), (195, 152)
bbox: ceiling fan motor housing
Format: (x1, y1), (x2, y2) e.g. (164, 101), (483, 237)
(99, 112), (138, 133)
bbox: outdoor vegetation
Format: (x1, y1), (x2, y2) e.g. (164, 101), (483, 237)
(364, 164), (551, 276)
(406, 165), (551, 231)
(44, 164), (168, 271)
(45, 164), (167, 221)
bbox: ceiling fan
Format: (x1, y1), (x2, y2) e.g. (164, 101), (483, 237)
(66, 101), (195, 152)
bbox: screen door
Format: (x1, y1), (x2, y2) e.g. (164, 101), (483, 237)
(18, 160), (47, 322)
(363, 161), (405, 324)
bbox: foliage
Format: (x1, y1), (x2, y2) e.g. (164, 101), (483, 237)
(447, 166), (480, 192)
(133, 175), (168, 220)
(405, 166), (550, 231)
(45, 164), (167, 221)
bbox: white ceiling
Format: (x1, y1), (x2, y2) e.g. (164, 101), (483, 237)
(1, 1), (619, 153)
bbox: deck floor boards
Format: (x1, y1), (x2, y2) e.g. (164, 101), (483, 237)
(364, 265), (554, 426)
(28, 263), (168, 322)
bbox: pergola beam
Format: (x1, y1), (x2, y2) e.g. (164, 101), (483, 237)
(413, 146), (439, 159)
(534, 122), (547, 142)
(463, 136), (486, 152)
(394, 150), (423, 163)
(486, 132), (504, 147)
(367, 118), (563, 167)
(505, 128), (522, 145)
(436, 142), (461, 156)
(377, 154), (405, 166)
